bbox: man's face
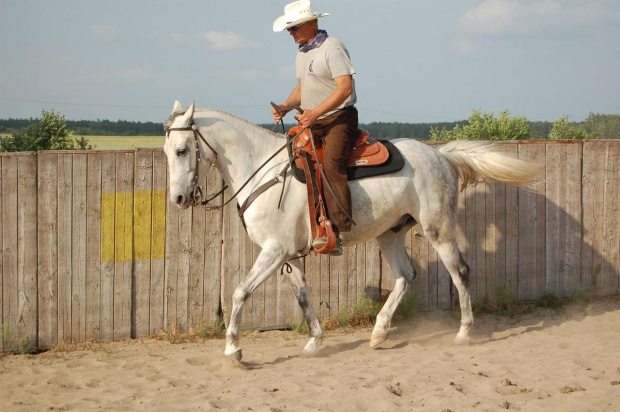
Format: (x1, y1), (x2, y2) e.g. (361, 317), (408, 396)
(287, 20), (317, 45)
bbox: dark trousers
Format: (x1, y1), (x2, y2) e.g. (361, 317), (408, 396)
(310, 106), (358, 233)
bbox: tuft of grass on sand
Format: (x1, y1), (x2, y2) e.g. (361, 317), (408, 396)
(1, 324), (37, 354)
(473, 288), (597, 318)
(291, 292), (420, 334)
(155, 317), (226, 344)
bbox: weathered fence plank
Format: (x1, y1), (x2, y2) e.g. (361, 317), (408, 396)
(86, 153), (102, 342)
(601, 142), (620, 295)
(517, 143), (547, 300)
(150, 150), (167, 335)
(57, 154), (72, 343)
(503, 144), (520, 298)
(71, 154), (88, 343)
(114, 152), (134, 340)
(17, 154), (38, 349)
(583, 142), (605, 295)
(100, 152), (116, 341)
(133, 150), (154, 337)
(545, 142), (583, 296)
(37, 153), (59, 348)
(164, 183), (180, 333)
(1, 155), (18, 349)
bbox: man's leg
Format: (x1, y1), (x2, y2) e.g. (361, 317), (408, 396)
(314, 107), (358, 233)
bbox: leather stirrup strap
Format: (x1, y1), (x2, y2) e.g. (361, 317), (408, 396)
(299, 152), (337, 255)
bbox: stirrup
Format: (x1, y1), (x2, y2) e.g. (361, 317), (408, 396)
(312, 236), (343, 256)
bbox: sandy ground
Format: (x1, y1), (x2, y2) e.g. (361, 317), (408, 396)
(1, 298), (619, 412)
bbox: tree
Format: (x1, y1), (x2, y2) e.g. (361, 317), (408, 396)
(581, 113), (620, 139)
(0, 110), (92, 151)
(549, 115), (597, 140)
(430, 109), (531, 141)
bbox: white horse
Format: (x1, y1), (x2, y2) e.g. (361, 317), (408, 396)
(163, 101), (541, 361)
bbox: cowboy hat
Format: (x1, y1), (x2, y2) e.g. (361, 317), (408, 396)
(273, 0), (330, 32)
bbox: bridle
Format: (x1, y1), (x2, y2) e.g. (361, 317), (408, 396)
(165, 106), (304, 212)
(166, 122), (226, 207)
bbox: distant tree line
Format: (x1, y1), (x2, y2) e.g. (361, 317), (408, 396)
(0, 117), (163, 136)
(1, 111), (618, 152)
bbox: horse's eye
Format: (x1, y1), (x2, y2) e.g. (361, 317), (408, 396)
(176, 148), (188, 157)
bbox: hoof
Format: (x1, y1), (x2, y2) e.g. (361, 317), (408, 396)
(453, 335), (471, 346)
(225, 348), (243, 362)
(369, 331), (389, 348)
(300, 348), (319, 358)
(302, 342), (321, 357)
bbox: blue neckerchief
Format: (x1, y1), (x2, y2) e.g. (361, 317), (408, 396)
(299, 30), (328, 53)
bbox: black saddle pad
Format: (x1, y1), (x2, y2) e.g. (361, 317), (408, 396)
(289, 139), (405, 184)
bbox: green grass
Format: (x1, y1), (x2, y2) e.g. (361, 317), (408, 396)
(0, 134), (165, 150)
(84, 135), (165, 150)
(291, 292), (420, 335)
(473, 288), (595, 318)
(1, 324), (37, 354)
(474, 286), (521, 317)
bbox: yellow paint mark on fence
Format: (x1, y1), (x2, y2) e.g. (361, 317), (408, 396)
(101, 190), (167, 263)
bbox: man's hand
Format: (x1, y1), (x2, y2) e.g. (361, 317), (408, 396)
(295, 108), (319, 128)
(272, 104), (287, 123)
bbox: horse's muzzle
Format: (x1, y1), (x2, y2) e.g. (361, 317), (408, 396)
(173, 193), (191, 209)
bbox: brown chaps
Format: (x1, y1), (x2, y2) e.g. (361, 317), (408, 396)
(310, 106), (359, 233)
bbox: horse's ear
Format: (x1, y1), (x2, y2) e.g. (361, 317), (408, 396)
(180, 101), (195, 125)
(172, 100), (183, 114)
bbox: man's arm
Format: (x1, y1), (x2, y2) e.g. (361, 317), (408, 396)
(296, 75), (353, 128)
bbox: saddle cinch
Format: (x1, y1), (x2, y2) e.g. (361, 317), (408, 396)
(289, 126), (391, 255)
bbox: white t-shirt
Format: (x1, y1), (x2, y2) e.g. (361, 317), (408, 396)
(295, 36), (357, 119)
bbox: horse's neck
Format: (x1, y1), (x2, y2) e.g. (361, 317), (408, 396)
(198, 111), (288, 202)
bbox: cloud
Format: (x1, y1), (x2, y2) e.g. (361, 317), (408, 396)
(169, 31), (260, 52)
(90, 24), (118, 41)
(456, 0), (620, 52)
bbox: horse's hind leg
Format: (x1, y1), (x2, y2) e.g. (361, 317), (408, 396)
(283, 259), (323, 354)
(424, 228), (473, 344)
(370, 230), (417, 348)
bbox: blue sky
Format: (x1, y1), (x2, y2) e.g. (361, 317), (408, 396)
(1, 0), (619, 124)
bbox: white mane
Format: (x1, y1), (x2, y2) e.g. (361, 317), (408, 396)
(164, 106), (287, 140)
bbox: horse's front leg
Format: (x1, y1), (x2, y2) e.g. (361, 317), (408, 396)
(225, 246), (288, 361)
(284, 259), (323, 355)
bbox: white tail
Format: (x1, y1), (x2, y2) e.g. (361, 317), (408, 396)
(438, 140), (544, 191)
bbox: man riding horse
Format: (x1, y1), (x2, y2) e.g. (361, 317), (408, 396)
(272, 0), (357, 256)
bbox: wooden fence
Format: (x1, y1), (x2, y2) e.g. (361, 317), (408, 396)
(1, 141), (618, 352)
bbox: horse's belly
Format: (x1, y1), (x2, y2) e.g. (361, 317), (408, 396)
(343, 175), (417, 245)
